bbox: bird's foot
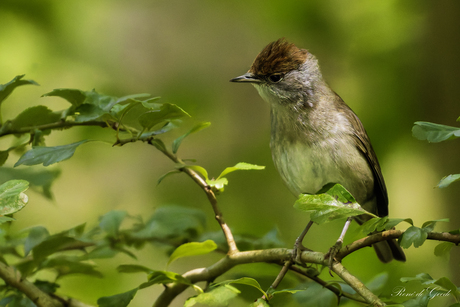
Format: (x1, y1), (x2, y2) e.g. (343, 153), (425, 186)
(324, 240), (343, 276)
(292, 242), (312, 266)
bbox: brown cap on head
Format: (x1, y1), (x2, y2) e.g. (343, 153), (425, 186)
(249, 38), (308, 76)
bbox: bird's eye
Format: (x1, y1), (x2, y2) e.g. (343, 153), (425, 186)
(268, 74), (283, 83)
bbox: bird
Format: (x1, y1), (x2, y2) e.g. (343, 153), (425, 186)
(230, 38), (405, 264)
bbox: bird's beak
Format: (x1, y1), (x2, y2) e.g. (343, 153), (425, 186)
(230, 73), (262, 84)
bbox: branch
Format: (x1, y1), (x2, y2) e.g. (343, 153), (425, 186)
(337, 230), (460, 260)
(145, 138), (239, 254)
(0, 262), (63, 307)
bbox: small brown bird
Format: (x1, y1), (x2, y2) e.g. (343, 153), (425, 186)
(231, 38), (405, 263)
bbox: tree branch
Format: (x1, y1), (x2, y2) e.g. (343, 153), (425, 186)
(0, 262), (63, 307)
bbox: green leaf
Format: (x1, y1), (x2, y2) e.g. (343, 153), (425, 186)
(131, 206), (206, 242)
(401, 273), (435, 285)
(421, 218), (449, 232)
(0, 151), (8, 167)
(412, 121), (460, 143)
(206, 178), (228, 191)
(250, 298), (271, 307)
(294, 183), (377, 224)
(74, 104), (108, 122)
(216, 277), (266, 297)
(42, 88), (87, 107)
(434, 277), (460, 300)
(217, 162), (265, 179)
(157, 170), (181, 185)
(384, 218), (414, 229)
(40, 256), (103, 279)
(32, 236), (79, 262)
(399, 226), (427, 248)
(117, 264), (153, 274)
(15, 140), (91, 167)
(99, 210), (127, 237)
(0, 167), (61, 200)
(24, 226), (50, 256)
(79, 246), (118, 260)
(10, 106), (61, 130)
(437, 174), (460, 188)
(168, 240), (217, 266)
(140, 270), (200, 291)
(172, 122), (211, 153)
(184, 165), (209, 180)
(434, 242), (454, 257)
(360, 217), (388, 234)
(0, 75), (39, 105)
(97, 288), (138, 307)
(0, 216), (15, 224)
(138, 103), (189, 130)
(184, 285), (240, 307)
(34, 280), (60, 294)
(293, 282), (335, 307)
(0, 180), (29, 215)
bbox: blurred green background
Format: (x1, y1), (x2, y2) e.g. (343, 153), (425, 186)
(1, 0), (460, 306)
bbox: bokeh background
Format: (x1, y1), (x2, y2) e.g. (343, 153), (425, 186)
(1, 1), (460, 306)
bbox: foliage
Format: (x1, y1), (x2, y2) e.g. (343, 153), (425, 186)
(0, 75), (458, 307)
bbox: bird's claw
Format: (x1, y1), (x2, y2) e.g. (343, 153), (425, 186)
(325, 240), (343, 276)
(292, 242), (312, 265)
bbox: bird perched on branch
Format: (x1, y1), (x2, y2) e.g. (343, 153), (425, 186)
(231, 38), (405, 263)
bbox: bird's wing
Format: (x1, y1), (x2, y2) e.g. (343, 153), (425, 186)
(335, 94), (389, 217)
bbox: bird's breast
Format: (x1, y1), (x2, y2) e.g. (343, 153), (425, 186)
(270, 129), (374, 205)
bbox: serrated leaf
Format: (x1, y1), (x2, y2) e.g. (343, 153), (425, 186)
(437, 174), (460, 188)
(117, 264), (153, 274)
(97, 288), (138, 307)
(138, 103), (189, 130)
(168, 240), (217, 266)
(0, 179), (29, 215)
(24, 226), (50, 256)
(217, 162), (265, 179)
(99, 210), (127, 237)
(184, 285), (239, 307)
(434, 242), (454, 257)
(0, 75), (39, 105)
(10, 106), (61, 130)
(412, 121), (460, 143)
(42, 88), (86, 107)
(15, 140), (90, 167)
(172, 122), (211, 153)
(294, 183), (376, 224)
(399, 226), (427, 248)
